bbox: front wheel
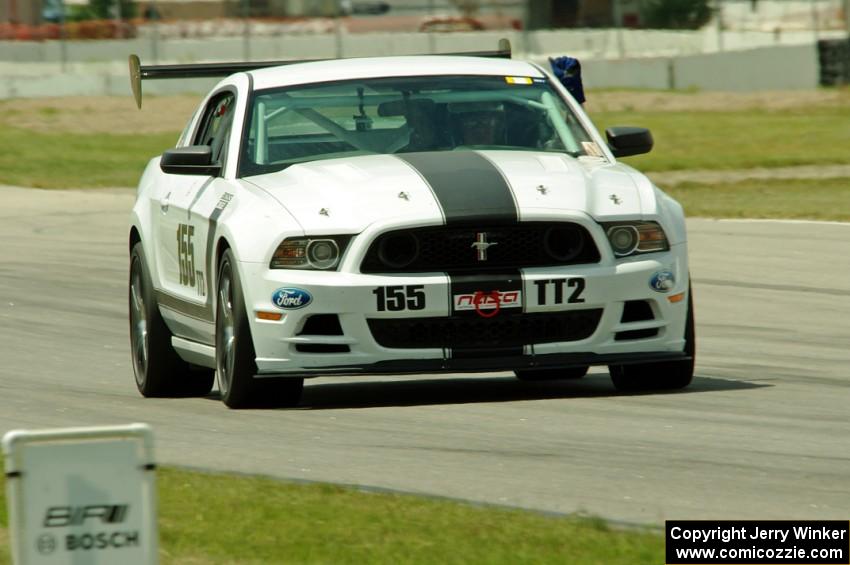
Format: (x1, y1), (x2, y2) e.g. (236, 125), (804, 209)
(216, 249), (304, 409)
(609, 285), (695, 392)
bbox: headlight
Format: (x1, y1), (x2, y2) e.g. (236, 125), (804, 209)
(270, 236), (352, 270)
(601, 221), (669, 257)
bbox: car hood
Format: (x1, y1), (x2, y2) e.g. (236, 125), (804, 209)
(244, 151), (654, 234)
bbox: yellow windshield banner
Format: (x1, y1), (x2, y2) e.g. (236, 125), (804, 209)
(504, 76), (533, 85)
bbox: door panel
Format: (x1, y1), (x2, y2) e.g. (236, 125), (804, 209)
(154, 89), (238, 343)
(159, 175), (214, 304)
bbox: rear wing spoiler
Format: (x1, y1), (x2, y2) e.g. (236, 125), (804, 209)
(129, 38), (512, 109)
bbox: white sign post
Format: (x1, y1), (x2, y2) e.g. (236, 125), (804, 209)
(3, 423), (158, 565)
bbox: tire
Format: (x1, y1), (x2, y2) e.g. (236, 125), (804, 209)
(514, 366), (589, 381)
(129, 243), (214, 397)
(215, 249), (304, 409)
(609, 285), (695, 392)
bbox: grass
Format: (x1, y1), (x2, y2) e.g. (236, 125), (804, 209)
(0, 457), (664, 564)
(0, 126), (177, 189)
(663, 177), (850, 221)
(2, 97), (849, 189)
(590, 107), (850, 172)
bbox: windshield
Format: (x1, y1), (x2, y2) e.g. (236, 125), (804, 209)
(239, 75), (597, 177)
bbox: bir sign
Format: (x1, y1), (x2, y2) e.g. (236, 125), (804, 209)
(2, 423), (158, 565)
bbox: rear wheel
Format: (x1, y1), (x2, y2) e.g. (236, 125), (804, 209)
(609, 286), (695, 392)
(129, 243), (214, 397)
(514, 366), (589, 381)
(216, 249), (304, 409)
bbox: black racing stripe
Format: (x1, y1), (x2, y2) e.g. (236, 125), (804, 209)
(397, 151), (518, 226)
(395, 150), (524, 357)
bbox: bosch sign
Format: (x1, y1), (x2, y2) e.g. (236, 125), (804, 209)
(3, 424), (159, 565)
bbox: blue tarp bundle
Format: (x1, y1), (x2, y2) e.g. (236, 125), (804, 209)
(549, 56), (586, 105)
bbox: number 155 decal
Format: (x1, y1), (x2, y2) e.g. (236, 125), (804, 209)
(373, 285), (426, 311)
(176, 223), (205, 297)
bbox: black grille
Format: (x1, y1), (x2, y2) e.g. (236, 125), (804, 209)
(368, 309), (602, 349)
(360, 222), (600, 273)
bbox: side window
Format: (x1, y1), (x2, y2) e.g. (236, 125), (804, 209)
(177, 107), (201, 147)
(193, 92), (236, 166)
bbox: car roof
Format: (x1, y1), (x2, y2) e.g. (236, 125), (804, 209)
(248, 56), (545, 91)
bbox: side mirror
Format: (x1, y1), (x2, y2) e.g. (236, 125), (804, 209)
(605, 127), (653, 158)
(160, 146), (221, 176)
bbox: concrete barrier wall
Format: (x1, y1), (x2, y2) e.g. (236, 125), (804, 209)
(0, 30), (832, 98)
(532, 43), (820, 92)
(2, 27), (842, 63)
(0, 66), (220, 98)
(528, 55), (674, 90)
(672, 44), (820, 91)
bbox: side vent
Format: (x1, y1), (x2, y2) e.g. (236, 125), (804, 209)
(297, 315), (343, 336)
(615, 300), (658, 341)
(296, 314), (349, 353)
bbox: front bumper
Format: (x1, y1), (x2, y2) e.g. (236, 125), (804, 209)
(238, 243), (690, 376)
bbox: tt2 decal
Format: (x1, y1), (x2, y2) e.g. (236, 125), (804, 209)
(534, 278), (585, 305)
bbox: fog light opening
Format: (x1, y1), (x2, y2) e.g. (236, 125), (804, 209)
(377, 233), (419, 269)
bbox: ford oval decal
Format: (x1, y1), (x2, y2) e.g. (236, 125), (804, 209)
(272, 287), (312, 310)
(649, 270), (675, 293)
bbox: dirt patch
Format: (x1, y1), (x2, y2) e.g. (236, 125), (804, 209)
(649, 164), (850, 187)
(2, 89), (849, 134)
(0, 95), (201, 134)
(587, 88), (850, 113)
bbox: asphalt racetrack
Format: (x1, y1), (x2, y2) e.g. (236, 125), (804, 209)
(1, 185), (848, 525)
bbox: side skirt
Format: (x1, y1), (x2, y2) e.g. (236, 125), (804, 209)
(172, 337), (216, 369)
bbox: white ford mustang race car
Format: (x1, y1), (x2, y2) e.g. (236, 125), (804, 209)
(127, 42), (694, 408)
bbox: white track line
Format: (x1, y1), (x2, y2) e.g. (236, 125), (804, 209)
(711, 218), (850, 226)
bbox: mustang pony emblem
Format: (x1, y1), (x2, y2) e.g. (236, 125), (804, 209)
(471, 232), (498, 261)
